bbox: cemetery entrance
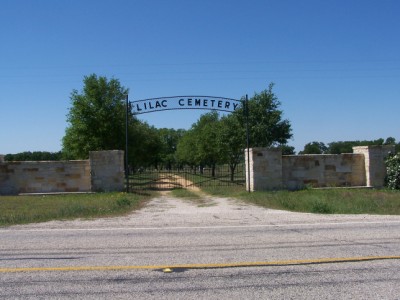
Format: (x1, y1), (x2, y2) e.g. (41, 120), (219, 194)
(129, 164), (246, 191)
(125, 95), (249, 191)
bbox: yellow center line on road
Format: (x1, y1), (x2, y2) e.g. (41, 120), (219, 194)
(1, 255), (399, 273)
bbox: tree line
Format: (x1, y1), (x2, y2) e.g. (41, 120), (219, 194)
(4, 151), (62, 161)
(299, 138), (400, 155)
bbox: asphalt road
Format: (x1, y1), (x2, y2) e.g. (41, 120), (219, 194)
(1, 195), (400, 299)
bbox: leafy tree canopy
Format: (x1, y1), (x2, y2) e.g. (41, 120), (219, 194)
(299, 141), (328, 154)
(280, 145), (296, 155)
(176, 112), (222, 175)
(156, 128), (186, 169)
(328, 138), (385, 154)
(234, 83), (293, 148)
(62, 74), (129, 159)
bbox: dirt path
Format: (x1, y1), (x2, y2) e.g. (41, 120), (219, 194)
(152, 173), (201, 193)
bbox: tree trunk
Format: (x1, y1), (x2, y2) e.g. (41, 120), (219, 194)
(230, 164), (236, 182)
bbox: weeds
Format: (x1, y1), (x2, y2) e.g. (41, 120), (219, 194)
(202, 187), (400, 215)
(0, 192), (152, 227)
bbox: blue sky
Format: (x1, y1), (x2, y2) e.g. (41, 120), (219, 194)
(1, 0), (399, 154)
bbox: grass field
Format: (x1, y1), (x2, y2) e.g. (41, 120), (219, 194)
(202, 186), (400, 215)
(0, 192), (154, 227)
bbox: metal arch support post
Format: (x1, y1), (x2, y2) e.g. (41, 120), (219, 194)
(125, 94), (129, 193)
(245, 94), (251, 193)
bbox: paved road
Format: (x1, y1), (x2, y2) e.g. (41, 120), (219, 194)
(1, 194), (400, 299)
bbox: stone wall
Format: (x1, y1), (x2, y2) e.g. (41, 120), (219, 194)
(0, 160), (91, 195)
(245, 148), (282, 191)
(0, 150), (124, 195)
(353, 145), (395, 187)
(282, 153), (365, 190)
(90, 150), (124, 192)
(246, 145), (393, 191)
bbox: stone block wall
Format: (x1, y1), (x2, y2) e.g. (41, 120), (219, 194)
(353, 145), (395, 187)
(282, 153), (365, 189)
(246, 145), (392, 191)
(246, 148), (282, 191)
(0, 150), (124, 195)
(89, 150), (124, 192)
(0, 160), (91, 195)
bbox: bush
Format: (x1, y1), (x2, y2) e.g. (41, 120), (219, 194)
(385, 153), (400, 190)
(310, 200), (333, 214)
(116, 197), (132, 208)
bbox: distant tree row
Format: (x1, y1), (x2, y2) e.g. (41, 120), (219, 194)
(4, 151), (62, 161)
(299, 138), (400, 155)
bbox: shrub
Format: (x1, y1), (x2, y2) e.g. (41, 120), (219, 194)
(311, 200), (333, 214)
(385, 153), (400, 190)
(116, 197), (132, 208)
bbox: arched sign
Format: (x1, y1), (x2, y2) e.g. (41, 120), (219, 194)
(130, 95), (243, 115)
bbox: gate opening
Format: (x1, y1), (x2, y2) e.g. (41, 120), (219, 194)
(124, 95), (250, 192)
(129, 163), (246, 191)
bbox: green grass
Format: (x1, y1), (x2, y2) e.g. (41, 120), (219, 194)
(201, 187), (400, 215)
(0, 192), (155, 227)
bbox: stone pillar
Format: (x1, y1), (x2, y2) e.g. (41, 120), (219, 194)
(0, 155), (4, 163)
(89, 150), (125, 192)
(245, 147), (282, 191)
(353, 145), (395, 187)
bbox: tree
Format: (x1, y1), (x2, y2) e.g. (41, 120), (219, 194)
(129, 121), (162, 170)
(62, 74), (129, 159)
(299, 141), (328, 154)
(189, 111), (222, 176)
(157, 128), (186, 170)
(218, 83), (293, 178)
(328, 139), (385, 154)
(280, 145), (296, 155)
(176, 129), (199, 171)
(235, 83), (292, 148)
(176, 112), (229, 177)
(219, 114), (246, 181)
(382, 137), (400, 153)
(384, 137), (396, 145)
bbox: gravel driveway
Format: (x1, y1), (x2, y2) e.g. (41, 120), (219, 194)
(8, 192), (400, 230)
